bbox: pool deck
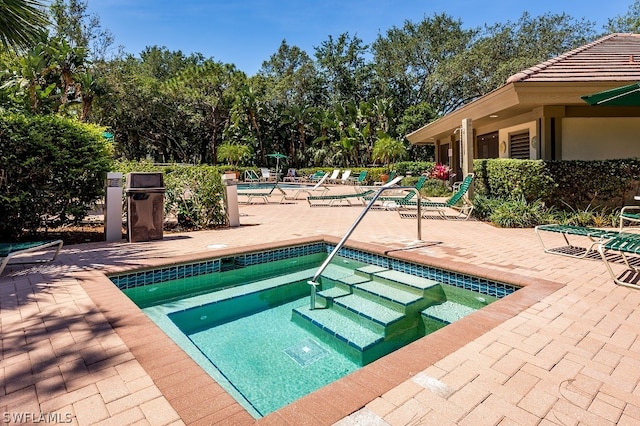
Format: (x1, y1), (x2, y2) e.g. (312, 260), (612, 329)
(2, 187), (640, 425)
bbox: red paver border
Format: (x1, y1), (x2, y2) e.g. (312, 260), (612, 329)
(76, 235), (564, 425)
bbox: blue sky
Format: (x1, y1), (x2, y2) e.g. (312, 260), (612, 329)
(88, 0), (631, 75)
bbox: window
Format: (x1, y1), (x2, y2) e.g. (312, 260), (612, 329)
(476, 131), (498, 159)
(510, 131), (530, 159)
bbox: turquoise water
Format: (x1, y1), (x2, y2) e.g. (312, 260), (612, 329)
(120, 251), (507, 418)
(184, 296), (358, 416)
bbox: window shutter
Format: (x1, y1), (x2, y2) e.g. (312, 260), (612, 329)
(510, 132), (530, 159)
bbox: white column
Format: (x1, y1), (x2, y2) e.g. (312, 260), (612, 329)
(461, 118), (474, 176)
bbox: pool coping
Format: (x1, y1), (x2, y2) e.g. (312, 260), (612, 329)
(75, 235), (564, 425)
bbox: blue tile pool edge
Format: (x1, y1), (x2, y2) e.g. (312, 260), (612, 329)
(108, 241), (519, 299)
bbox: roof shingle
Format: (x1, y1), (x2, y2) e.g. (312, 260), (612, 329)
(506, 33), (640, 83)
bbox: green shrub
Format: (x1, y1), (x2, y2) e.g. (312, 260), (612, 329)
(393, 161), (435, 176)
(471, 194), (504, 221)
(545, 159), (640, 209)
(489, 196), (555, 228)
(420, 178), (451, 197)
(0, 114), (113, 238)
(114, 161), (226, 229)
(475, 159), (556, 203)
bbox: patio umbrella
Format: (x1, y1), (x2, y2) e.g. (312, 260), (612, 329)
(266, 153), (288, 181)
(581, 82), (640, 106)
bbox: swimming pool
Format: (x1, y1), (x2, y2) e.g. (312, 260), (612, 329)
(110, 242), (519, 418)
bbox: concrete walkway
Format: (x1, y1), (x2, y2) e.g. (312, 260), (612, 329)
(1, 190), (639, 425)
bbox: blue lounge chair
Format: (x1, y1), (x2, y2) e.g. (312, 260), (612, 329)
(0, 240), (64, 275)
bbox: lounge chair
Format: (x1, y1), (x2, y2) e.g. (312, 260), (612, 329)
(259, 168), (276, 182)
(597, 232), (640, 289)
(244, 169), (260, 182)
(362, 175), (427, 207)
(237, 184), (286, 204)
(308, 171), (326, 183)
(307, 176), (402, 207)
(620, 206), (640, 231)
(535, 224), (620, 258)
(398, 173), (475, 220)
(327, 169), (340, 183)
(0, 240), (64, 276)
(283, 168), (299, 182)
(330, 169), (351, 185)
(307, 189), (375, 207)
(374, 171), (396, 186)
(283, 173), (330, 200)
(347, 170), (367, 185)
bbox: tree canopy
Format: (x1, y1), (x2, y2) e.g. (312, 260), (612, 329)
(2, 1), (630, 169)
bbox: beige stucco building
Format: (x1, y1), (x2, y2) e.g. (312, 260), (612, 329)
(406, 33), (640, 174)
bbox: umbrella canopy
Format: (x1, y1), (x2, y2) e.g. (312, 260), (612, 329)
(581, 82), (640, 106)
(266, 153), (288, 181)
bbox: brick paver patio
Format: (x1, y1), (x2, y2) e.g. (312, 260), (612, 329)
(1, 188), (639, 425)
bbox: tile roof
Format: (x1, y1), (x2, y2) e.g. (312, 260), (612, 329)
(507, 33), (640, 83)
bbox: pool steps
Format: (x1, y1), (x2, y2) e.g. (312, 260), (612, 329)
(292, 265), (465, 365)
(165, 261), (477, 364)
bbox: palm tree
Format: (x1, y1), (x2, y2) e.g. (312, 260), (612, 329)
(0, 0), (49, 50)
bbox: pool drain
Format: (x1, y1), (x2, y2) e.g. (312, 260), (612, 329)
(283, 338), (328, 367)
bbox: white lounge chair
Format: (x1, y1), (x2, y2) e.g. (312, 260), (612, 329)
(331, 170), (351, 184)
(259, 168), (276, 182)
(326, 169), (340, 183)
(0, 240), (64, 275)
(284, 173), (330, 200)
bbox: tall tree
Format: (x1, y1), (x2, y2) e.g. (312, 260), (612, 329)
(606, 0), (640, 33)
(314, 32), (374, 104)
(164, 60), (245, 163)
(259, 39), (320, 107)
(0, 0), (49, 51)
(372, 13), (475, 115)
(49, 0), (114, 60)
(448, 12), (596, 107)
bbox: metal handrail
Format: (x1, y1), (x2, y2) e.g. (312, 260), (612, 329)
(308, 185), (422, 309)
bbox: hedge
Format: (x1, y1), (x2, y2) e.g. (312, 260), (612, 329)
(473, 158), (640, 209)
(0, 114), (113, 239)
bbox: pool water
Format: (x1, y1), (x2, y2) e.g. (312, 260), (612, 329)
(114, 245), (517, 418)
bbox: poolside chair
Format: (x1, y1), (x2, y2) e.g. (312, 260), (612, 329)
(237, 183), (286, 204)
(244, 169), (260, 182)
(327, 169), (340, 183)
(283, 173), (330, 200)
(259, 168), (276, 182)
(535, 224), (620, 258)
(374, 171), (396, 186)
(307, 189), (375, 207)
(597, 232), (640, 289)
(330, 169), (351, 185)
(308, 171), (326, 183)
(0, 240), (64, 276)
(398, 173), (475, 220)
(347, 170), (367, 185)
(362, 175), (427, 207)
(620, 206), (640, 232)
(283, 168), (299, 182)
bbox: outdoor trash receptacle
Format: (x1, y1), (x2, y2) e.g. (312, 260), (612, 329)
(125, 172), (165, 242)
